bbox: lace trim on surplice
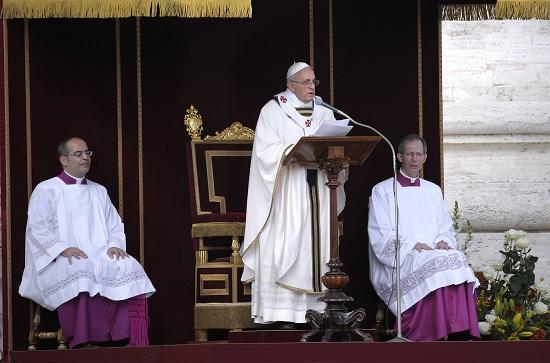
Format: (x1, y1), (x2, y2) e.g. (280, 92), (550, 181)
(380, 252), (468, 305)
(99, 269), (149, 287)
(32, 238), (60, 261)
(380, 239), (397, 265)
(42, 267), (149, 298)
(43, 268), (96, 298)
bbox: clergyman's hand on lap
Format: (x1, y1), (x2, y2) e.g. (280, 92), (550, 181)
(107, 247), (128, 260)
(61, 247), (88, 265)
(435, 241), (452, 250)
(413, 242), (433, 252)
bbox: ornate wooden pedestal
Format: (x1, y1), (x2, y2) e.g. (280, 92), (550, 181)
(283, 137), (380, 342)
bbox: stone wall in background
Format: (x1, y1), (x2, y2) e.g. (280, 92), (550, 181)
(442, 20), (550, 290)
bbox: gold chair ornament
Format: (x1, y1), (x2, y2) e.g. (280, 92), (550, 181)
(184, 105), (204, 140)
(205, 122), (254, 141)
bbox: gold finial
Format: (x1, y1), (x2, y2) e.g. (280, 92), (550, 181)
(184, 105), (203, 140)
(204, 122), (255, 141)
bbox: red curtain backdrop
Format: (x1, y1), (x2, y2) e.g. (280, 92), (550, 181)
(1, 0), (442, 350)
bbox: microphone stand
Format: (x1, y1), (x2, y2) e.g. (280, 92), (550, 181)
(315, 98), (409, 342)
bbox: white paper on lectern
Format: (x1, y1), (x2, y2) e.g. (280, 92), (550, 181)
(314, 119), (353, 137)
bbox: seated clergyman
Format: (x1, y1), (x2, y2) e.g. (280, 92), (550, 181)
(368, 134), (480, 341)
(19, 137), (156, 348)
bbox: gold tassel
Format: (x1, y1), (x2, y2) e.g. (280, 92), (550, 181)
(1, 0), (252, 19)
(441, 4), (495, 21)
(496, 0), (550, 19)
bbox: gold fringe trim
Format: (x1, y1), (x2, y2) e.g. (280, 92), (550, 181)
(441, 4), (496, 21)
(1, 0), (252, 19)
(191, 222), (245, 239)
(496, 0), (550, 19)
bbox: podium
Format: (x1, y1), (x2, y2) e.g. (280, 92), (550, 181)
(283, 136), (381, 342)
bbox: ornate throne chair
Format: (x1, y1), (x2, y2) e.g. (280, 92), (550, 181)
(185, 105), (256, 341)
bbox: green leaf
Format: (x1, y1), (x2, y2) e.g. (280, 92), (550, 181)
(518, 331), (533, 337)
(512, 313), (523, 329)
(503, 260), (513, 274)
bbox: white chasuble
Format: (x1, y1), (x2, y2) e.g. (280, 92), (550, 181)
(367, 177), (478, 316)
(240, 90), (346, 323)
(19, 177), (155, 310)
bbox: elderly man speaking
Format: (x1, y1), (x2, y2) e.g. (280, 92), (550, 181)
(240, 62), (346, 329)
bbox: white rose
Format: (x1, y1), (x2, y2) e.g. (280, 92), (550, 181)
(504, 229), (517, 238)
(505, 229), (526, 240)
(478, 321), (491, 335)
(535, 279), (546, 292)
(516, 237), (529, 250)
(534, 302), (548, 315)
(481, 266), (496, 280)
(469, 262), (481, 272)
(491, 260), (503, 271)
(485, 314), (497, 324)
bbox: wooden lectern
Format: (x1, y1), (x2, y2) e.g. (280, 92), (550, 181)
(283, 136), (381, 342)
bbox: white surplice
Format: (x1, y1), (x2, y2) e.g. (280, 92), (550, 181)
(240, 90), (345, 323)
(367, 175), (478, 316)
(19, 175), (155, 311)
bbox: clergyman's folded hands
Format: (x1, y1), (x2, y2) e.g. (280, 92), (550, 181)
(413, 241), (453, 252)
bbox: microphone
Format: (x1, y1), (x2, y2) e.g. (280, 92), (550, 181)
(314, 96), (396, 171)
(316, 96), (408, 342)
(315, 96), (341, 114)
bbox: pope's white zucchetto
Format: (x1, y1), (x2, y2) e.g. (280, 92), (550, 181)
(286, 62), (310, 79)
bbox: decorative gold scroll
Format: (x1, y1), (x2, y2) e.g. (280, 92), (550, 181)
(204, 122), (254, 141)
(1, 0), (252, 19)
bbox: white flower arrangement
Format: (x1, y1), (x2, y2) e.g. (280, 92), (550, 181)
(480, 265), (496, 280)
(484, 313), (497, 324)
(478, 321), (491, 335)
(516, 237), (529, 250)
(535, 278), (547, 293)
(534, 302), (549, 315)
(452, 203), (550, 340)
(491, 260), (503, 272)
(504, 229), (527, 240)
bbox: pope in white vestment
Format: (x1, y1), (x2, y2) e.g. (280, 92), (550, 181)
(240, 62), (345, 324)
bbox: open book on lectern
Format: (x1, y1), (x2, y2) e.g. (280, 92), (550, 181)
(314, 118), (353, 137)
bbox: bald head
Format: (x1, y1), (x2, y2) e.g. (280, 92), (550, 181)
(58, 137), (92, 178)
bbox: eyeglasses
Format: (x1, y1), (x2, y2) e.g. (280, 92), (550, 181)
(289, 79), (320, 87)
(400, 151), (425, 159)
(65, 150), (93, 158)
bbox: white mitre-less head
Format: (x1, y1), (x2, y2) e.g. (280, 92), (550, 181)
(286, 62), (310, 79)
